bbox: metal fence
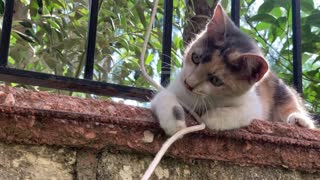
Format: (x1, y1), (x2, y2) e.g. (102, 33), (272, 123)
(0, 0), (303, 102)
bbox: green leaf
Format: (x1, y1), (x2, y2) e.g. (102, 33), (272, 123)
(306, 12), (320, 27)
(8, 56), (15, 65)
(145, 53), (154, 65)
(258, 0), (274, 14)
(24, 29), (41, 44)
(0, 0), (4, 15)
(207, 0), (214, 7)
(256, 22), (270, 31)
(221, 0), (228, 10)
(19, 21), (33, 28)
(306, 70), (319, 77)
(48, 19), (60, 30)
(250, 14), (279, 27)
(135, 4), (147, 28)
(270, 7), (283, 17)
(301, 24), (312, 41)
(302, 42), (317, 53)
(13, 30), (35, 43)
(276, 16), (287, 27)
(301, 0), (314, 13)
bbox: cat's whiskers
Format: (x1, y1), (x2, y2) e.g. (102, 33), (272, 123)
(159, 61), (172, 67)
(192, 90), (207, 98)
(201, 97), (209, 121)
(206, 96), (216, 108)
(162, 53), (183, 60)
(161, 54), (183, 66)
(195, 95), (204, 113)
(185, 97), (200, 121)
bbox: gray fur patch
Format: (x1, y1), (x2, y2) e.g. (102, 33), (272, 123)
(172, 105), (185, 120)
(273, 78), (291, 106)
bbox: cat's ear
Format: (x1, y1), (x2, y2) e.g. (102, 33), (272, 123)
(230, 54), (269, 83)
(206, 4), (226, 44)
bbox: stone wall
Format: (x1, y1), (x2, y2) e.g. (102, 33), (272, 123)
(0, 85), (319, 179)
(0, 142), (319, 180)
(0, 143), (75, 180)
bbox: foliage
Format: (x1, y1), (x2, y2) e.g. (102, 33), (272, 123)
(5, 0), (185, 89)
(239, 0), (320, 113)
(0, 0), (319, 113)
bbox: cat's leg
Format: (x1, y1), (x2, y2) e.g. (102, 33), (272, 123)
(265, 75), (315, 128)
(151, 89), (186, 135)
(276, 98), (315, 129)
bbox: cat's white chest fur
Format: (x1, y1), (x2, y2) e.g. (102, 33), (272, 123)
(200, 88), (265, 130)
(151, 73), (266, 135)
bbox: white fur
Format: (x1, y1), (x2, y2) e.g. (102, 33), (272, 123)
(201, 88), (264, 130)
(287, 112), (315, 129)
(151, 88), (187, 135)
(151, 73), (266, 135)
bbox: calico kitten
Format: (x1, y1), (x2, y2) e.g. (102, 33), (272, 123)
(151, 4), (315, 135)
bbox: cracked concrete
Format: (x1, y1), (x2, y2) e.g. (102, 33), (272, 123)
(0, 142), (76, 180)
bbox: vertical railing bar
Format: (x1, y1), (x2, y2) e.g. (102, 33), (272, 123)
(0, 0), (15, 67)
(292, 0), (303, 94)
(231, 0), (240, 27)
(160, 0), (173, 86)
(84, 0), (99, 80)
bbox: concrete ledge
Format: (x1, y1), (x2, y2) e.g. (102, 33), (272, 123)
(0, 85), (319, 174)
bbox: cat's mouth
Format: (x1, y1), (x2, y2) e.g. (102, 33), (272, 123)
(184, 80), (207, 97)
(183, 80), (194, 91)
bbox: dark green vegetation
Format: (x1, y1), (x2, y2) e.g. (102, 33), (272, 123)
(0, 0), (319, 113)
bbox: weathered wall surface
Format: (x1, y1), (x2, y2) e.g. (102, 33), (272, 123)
(97, 151), (319, 180)
(0, 85), (319, 179)
(0, 142), (76, 180)
(0, 142), (319, 180)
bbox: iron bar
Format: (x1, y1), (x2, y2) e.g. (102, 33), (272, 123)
(84, 0), (99, 80)
(0, 0), (309, 103)
(231, 0), (240, 27)
(0, 67), (153, 101)
(292, 0), (302, 94)
(160, 0), (173, 86)
(0, 0), (15, 66)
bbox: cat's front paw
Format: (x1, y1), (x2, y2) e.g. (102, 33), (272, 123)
(151, 88), (187, 136)
(157, 105), (187, 136)
(287, 112), (315, 129)
(163, 119), (187, 136)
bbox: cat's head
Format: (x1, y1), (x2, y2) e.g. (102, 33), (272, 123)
(181, 4), (268, 98)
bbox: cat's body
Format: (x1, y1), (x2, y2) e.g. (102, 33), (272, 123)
(151, 4), (315, 135)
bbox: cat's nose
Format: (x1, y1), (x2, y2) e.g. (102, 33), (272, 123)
(184, 80), (194, 91)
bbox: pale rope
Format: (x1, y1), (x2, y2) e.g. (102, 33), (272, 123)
(141, 123), (205, 180)
(138, 1), (205, 179)
(138, 0), (163, 91)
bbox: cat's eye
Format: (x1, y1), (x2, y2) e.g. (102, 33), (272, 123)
(191, 52), (200, 65)
(209, 75), (224, 87)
